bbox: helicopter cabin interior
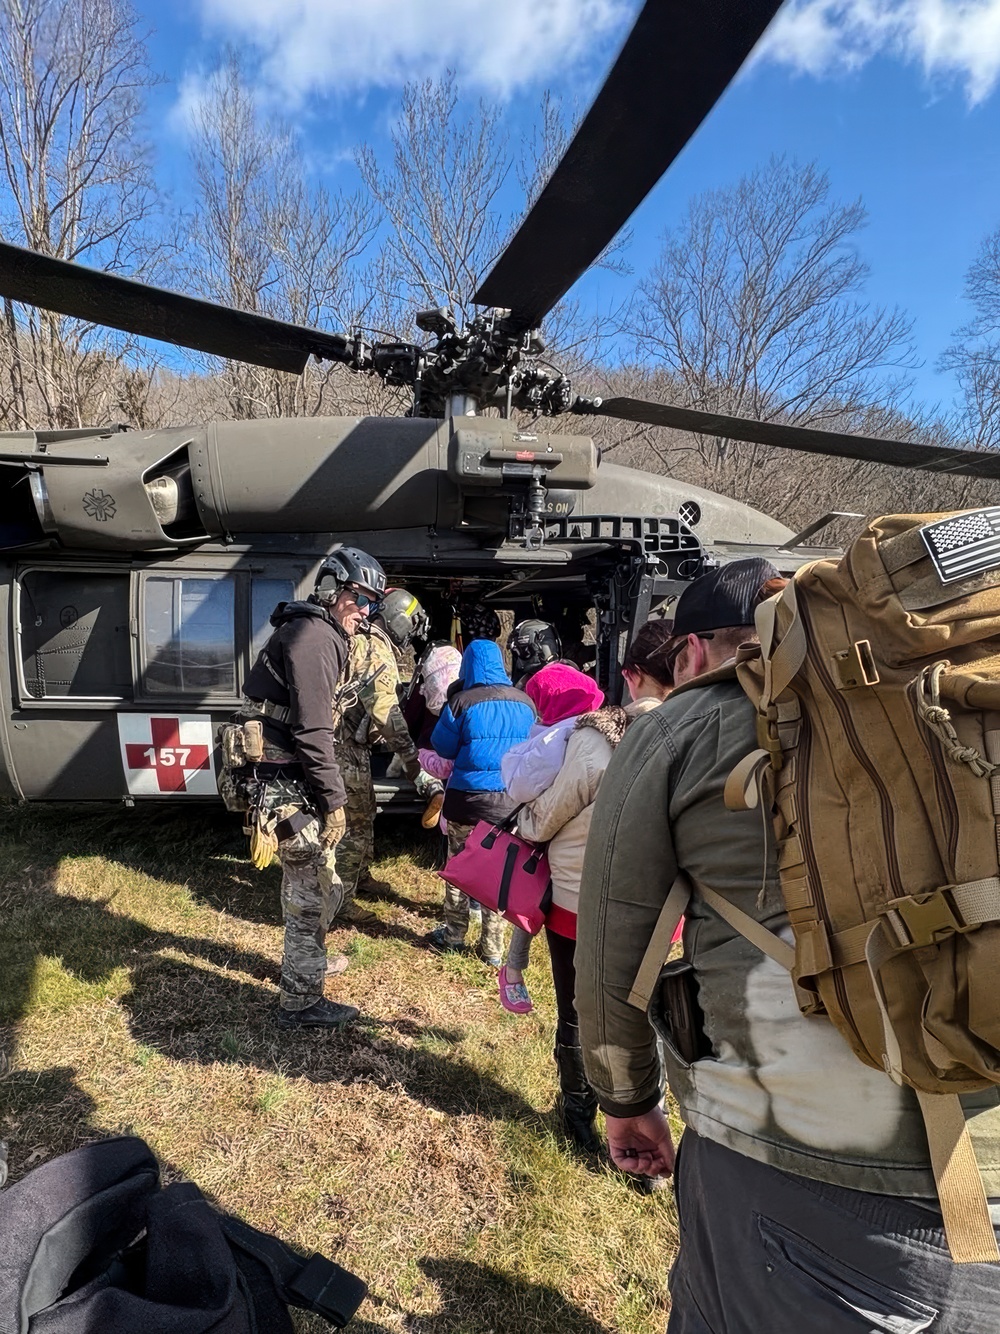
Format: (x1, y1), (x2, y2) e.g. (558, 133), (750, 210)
(0, 528), (700, 807)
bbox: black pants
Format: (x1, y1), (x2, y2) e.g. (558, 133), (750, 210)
(545, 926), (578, 1047)
(669, 1128), (1000, 1334)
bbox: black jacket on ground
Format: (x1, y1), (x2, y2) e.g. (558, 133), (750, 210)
(242, 600), (349, 813)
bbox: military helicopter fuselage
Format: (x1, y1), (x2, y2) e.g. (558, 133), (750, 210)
(0, 412), (814, 808)
(0, 0), (972, 812)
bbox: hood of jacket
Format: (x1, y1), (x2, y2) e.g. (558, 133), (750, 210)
(268, 598), (333, 630)
(575, 704), (629, 749)
(525, 662), (605, 725)
(420, 644), (463, 714)
(459, 638), (510, 688)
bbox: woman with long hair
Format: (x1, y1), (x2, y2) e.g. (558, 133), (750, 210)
(517, 633), (673, 1151)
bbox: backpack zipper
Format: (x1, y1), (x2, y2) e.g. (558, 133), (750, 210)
(797, 597), (905, 900)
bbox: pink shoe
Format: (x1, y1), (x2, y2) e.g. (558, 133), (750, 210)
(498, 965), (533, 1015)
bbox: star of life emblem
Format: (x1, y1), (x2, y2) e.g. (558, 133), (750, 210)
(920, 508), (1000, 585)
(117, 714), (217, 795)
(82, 488), (117, 521)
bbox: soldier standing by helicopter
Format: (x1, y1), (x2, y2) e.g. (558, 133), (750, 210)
(333, 588), (445, 923)
(238, 546), (387, 1030)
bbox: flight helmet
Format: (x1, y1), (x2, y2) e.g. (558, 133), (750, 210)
(379, 588), (430, 649)
(507, 619), (561, 675)
(314, 546), (387, 608)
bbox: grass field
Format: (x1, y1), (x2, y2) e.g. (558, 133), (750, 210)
(0, 803), (678, 1332)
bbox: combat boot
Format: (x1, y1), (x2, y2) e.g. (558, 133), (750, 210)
(337, 900), (379, 925)
(554, 1041), (601, 1154)
(277, 998), (359, 1028)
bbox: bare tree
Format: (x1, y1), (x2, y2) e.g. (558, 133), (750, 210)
(0, 0), (165, 427)
(355, 73), (510, 333)
(941, 226), (1000, 451)
(629, 158), (915, 462)
(185, 52), (377, 420)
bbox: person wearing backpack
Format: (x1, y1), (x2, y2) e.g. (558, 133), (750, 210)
(576, 555), (1000, 1334)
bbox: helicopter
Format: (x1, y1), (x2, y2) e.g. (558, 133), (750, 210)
(0, 0), (996, 810)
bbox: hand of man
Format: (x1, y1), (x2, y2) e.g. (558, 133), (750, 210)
(319, 807), (347, 849)
(605, 1107), (676, 1178)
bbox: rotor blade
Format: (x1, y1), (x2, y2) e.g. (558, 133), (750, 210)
(473, 0), (783, 329)
(582, 396), (1000, 481)
(0, 241), (355, 373)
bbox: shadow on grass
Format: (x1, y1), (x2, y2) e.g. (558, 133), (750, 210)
(1, 805), (442, 929)
(362, 884), (442, 921)
(410, 1257), (615, 1333)
(121, 956), (541, 1125)
(1, 872), (537, 1126)
(0, 1063), (100, 1179)
(0, 872), (284, 1031)
(1, 804), (540, 1128)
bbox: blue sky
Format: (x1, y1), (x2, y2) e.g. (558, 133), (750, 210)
(135, 0), (1000, 414)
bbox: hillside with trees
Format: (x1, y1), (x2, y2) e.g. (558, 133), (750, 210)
(0, 0), (997, 532)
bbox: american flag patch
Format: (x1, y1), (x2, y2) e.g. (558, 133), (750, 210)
(920, 508), (1000, 584)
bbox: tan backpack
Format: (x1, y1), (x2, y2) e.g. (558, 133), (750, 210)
(634, 511), (1000, 1263)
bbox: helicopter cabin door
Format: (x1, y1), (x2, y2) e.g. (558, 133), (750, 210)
(9, 565), (132, 798)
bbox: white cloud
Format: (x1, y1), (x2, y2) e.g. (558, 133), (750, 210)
(196, 0), (633, 103)
(763, 0), (1000, 103)
(168, 70), (214, 136)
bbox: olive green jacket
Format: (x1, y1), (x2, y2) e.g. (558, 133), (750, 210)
(576, 677), (1000, 1197)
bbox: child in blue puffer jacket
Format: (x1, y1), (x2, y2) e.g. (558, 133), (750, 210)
(425, 639), (535, 965)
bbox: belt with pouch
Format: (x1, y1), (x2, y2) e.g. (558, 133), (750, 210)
(242, 695), (292, 725)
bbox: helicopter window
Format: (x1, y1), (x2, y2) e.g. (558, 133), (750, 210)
(251, 579), (295, 660)
(19, 570), (131, 700)
(142, 576), (236, 696)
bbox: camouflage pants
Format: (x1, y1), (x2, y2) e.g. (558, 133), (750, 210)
(259, 772), (344, 1011)
(334, 737), (375, 902)
(442, 820), (506, 961)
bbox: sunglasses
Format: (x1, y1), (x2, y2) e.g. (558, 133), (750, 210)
(661, 631), (715, 678)
(348, 586), (383, 614)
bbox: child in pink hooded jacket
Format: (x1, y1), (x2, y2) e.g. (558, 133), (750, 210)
(497, 663), (605, 1013)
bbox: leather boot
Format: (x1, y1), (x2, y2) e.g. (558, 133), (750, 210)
(554, 1042), (600, 1154)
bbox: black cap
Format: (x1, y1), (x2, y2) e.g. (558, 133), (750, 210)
(672, 558), (781, 636)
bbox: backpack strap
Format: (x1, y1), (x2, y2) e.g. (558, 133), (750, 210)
(696, 880), (795, 973)
(628, 877), (692, 1010)
(863, 909), (1000, 1264)
(757, 577), (809, 712)
(914, 1090), (1000, 1264)
(220, 1214), (367, 1328)
(628, 874), (795, 1012)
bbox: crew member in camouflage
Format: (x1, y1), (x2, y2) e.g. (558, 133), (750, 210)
(239, 545), (387, 1029)
(248, 735), (345, 1009)
(334, 589), (444, 923)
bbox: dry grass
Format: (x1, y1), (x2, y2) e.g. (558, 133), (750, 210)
(0, 804), (677, 1332)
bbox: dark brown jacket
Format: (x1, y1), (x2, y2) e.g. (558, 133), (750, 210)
(242, 599), (349, 813)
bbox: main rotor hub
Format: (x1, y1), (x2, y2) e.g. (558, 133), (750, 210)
(372, 306), (572, 420)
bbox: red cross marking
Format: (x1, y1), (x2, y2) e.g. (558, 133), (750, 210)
(125, 716), (211, 792)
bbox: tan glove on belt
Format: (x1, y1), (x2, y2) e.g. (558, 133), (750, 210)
(319, 806), (347, 849)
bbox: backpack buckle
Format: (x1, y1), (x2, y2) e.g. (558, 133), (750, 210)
(832, 640), (880, 690)
(756, 709), (784, 760)
(883, 889), (969, 949)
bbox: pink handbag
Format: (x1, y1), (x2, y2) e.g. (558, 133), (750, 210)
(440, 809), (552, 935)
